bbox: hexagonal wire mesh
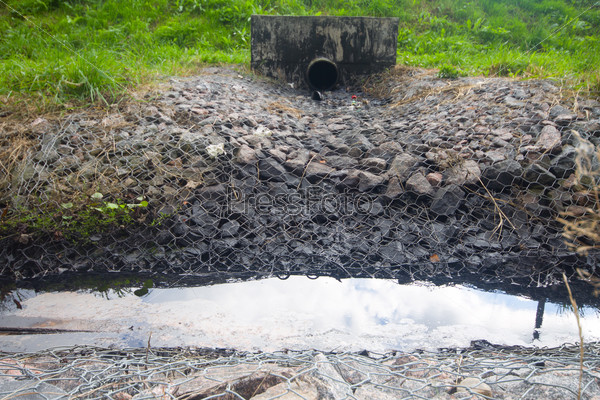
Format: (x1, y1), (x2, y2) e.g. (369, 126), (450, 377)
(1, 67), (600, 398)
(1, 68), (598, 284)
(1, 344), (600, 399)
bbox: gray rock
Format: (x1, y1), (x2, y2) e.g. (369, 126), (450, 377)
(243, 134), (272, 150)
(324, 155), (359, 169)
(555, 113), (576, 125)
(485, 150), (506, 163)
(171, 221), (189, 237)
(29, 117), (52, 135)
(284, 149), (311, 174)
(491, 128), (513, 142)
(369, 141), (404, 161)
(189, 208), (220, 237)
(455, 377), (492, 397)
(197, 183), (227, 200)
(495, 370), (588, 400)
(221, 220), (241, 238)
(35, 134), (60, 163)
(379, 241), (405, 263)
(258, 159), (287, 182)
(198, 115), (222, 126)
(523, 163), (557, 187)
(360, 157), (387, 173)
(430, 184), (465, 216)
(406, 172), (434, 195)
(267, 148), (287, 163)
(504, 96), (525, 108)
(312, 354), (352, 399)
(234, 144), (257, 164)
(426, 172), (443, 187)
(512, 88), (528, 100)
(288, 149), (310, 165)
(371, 201), (386, 216)
(482, 160), (522, 192)
(324, 135), (348, 152)
(549, 104), (573, 119)
(340, 131), (374, 151)
(250, 379), (319, 400)
(384, 176), (403, 198)
(580, 119), (600, 135)
(549, 145), (577, 178)
(354, 384), (423, 400)
(284, 158), (306, 174)
(178, 129), (210, 151)
(336, 172), (360, 190)
(579, 99), (600, 109)
(305, 162), (335, 181)
(347, 147), (363, 158)
(0, 381), (67, 400)
(357, 170), (385, 192)
(445, 160), (481, 186)
(536, 125), (561, 152)
(19, 164), (37, 181)
(387, 153), (420, 182)
(327, 123), (348, 132)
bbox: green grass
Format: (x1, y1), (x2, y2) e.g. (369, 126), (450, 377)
(0, 0), (599, 106)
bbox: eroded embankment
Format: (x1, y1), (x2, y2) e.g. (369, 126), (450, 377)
(1, 67), (599, 285)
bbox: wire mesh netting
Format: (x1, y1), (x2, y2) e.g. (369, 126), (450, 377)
(1, 67), (600, 284)
(2, 66), (600, 399)
(1, 343), (599, 399)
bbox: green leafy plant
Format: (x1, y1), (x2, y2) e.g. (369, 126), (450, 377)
(85, 192), (149, 226)
(0, 191), (150, 243)
(437, 63), (462, 79)
(487, 59), (529, 77)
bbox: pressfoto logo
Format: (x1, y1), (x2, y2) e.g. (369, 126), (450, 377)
(225, 187), (379, 216)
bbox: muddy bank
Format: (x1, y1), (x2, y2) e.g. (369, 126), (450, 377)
(1, 67), (600, 283)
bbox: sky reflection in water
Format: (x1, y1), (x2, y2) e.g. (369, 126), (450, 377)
(1, 277), (599, 352)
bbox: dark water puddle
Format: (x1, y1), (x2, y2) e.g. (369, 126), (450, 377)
(0, 276), (598, 353)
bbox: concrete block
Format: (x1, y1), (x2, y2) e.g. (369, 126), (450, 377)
(251, 15), (399, 90)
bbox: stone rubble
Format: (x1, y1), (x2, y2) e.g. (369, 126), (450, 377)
(1, 66), (599, 280)
(1, 345), (598, 400)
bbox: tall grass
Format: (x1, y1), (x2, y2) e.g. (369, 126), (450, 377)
(0, 0), (599, 106)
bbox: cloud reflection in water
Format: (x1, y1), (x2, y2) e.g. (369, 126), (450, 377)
(2, 276), (599, 352)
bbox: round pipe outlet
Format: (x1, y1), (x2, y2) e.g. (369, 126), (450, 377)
(307, 58), (339, 91)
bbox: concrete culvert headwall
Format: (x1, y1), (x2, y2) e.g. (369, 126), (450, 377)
(251, 15), (399, 90)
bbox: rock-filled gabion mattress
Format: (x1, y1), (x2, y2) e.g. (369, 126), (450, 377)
(1, 66), (600, 284)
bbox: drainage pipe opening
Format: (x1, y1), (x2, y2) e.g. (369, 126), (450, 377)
(307, 58), (338, 91)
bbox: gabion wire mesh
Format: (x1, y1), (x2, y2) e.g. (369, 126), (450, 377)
(1, 344), (599, 399)
(1, 67), (599, 286)
(2, 68), (600, 398)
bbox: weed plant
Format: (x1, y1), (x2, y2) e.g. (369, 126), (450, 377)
(0, 192), (149, 243)
(0, 0), (599, 106)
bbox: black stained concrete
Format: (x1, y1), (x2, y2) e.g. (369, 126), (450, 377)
(251, 15), (399, 89)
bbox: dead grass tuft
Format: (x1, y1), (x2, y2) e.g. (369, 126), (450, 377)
(266, 100), (303, 119)
(0, 122), (39, 194)
(361, 64), (420, 99)
(557, 131), (600, 254)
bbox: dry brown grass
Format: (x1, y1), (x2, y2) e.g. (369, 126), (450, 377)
(0, 92), (156, 211)
(361, 64), (420, 99)
(0, 121), (39, 194)
(362, 65), (491, 109)
(557, 131), (600, 254)
(266, 100), (303, 119)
